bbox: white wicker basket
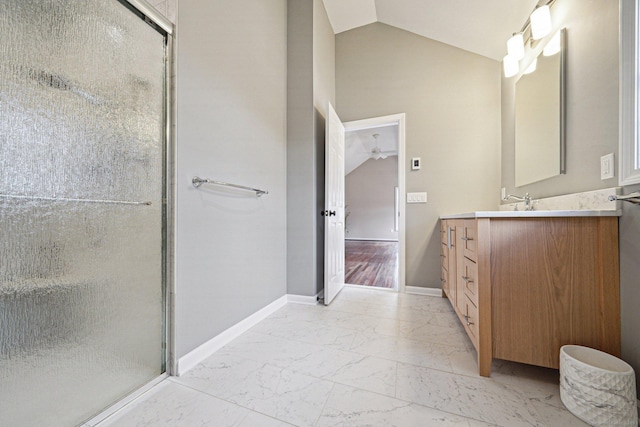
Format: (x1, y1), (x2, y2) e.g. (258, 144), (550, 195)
(560, 345), (637, 426)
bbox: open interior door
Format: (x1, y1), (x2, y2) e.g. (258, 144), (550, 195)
(324, 102), (345, 305)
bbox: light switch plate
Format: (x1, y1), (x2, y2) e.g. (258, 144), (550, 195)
(407, 192), (427, 203)
(601, 153), (614, 180)
(411, 157), (421, 170)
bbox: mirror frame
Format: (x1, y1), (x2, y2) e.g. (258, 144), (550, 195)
(620, 0), (640, 185)
(514, 28), (567, 187)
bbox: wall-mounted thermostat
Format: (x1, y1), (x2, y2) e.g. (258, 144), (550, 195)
(411, 157), (421, 170)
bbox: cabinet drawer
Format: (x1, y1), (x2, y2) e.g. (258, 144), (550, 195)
(441, 266), (448, 293)
(461, 257), (478, 304)
(461, 295), (479, 346)
(441, 244), (448, 270)
(462, 220), (477, 262)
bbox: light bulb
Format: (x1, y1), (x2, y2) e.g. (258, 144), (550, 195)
(507, 33), (525, 60)
(503, 54), (519, 78)
(530, 5), (552, 40)
(543, 30), (561, 56)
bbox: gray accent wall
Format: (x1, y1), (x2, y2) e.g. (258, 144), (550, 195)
(175, 0), (288, 358)
(287, 0), (335, 297)
(336, 23), (501, 288)
(345, 157), (399, 241)
(500, 0), (640, 391)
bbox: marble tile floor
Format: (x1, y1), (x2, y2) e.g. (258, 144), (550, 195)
(98, 287), (588, 427)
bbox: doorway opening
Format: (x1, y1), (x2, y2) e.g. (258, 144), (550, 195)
(343, 115), (406, 292)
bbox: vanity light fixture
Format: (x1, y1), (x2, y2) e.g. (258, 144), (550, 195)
(507, 33), (525, 60)
(502, 0), (557, 77)
(530, 5), (552, 40)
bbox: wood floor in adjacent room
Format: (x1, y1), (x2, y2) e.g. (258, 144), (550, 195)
(345, 240), (398, 288)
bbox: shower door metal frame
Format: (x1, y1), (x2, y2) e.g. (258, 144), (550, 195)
(122, 0), (176, 377)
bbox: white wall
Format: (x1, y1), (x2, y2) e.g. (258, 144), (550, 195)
(336, 23), (501, 288)
(175, 0), (287, 358)
(345, 157), (398, 240)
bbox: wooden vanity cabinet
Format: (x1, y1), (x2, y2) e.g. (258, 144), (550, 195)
(440, 216), (620, 377)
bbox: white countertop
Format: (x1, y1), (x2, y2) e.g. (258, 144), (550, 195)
(440, 209), (622, 219)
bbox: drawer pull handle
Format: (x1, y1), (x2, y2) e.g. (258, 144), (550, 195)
(462, 276), (474, 284)
(461, 237), (474, 241)
(463, 314), (475, 326)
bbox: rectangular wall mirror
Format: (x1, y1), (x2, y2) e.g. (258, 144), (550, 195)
(515, 28), (566, 187)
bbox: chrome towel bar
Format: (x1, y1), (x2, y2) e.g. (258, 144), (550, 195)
(192, 176), (268, 197)
(0, 193), (152, 205)
(609, 192), (640, 205)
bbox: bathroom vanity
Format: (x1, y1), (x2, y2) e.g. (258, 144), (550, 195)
(440, 210), (621, 377)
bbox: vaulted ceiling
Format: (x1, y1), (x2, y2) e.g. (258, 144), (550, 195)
(345, 125), (398, 175)
(322, 0), (540, 61)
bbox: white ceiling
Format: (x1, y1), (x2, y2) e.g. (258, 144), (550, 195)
(346, 125), (398, 175)
(322, 0), (540, 61)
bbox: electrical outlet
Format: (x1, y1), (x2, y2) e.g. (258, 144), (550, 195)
(601, 153), (614, 180)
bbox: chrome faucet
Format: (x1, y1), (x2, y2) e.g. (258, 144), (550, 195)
(503, 193), (534, 211)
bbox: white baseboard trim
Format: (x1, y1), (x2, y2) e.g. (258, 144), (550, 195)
(405, 286), (442, 297)
(287, 292), (321, 305)
(176, 295), (288, 376)
(345, 238), (399, 242)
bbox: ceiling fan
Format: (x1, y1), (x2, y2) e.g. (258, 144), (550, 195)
(369, 133), (397, 160)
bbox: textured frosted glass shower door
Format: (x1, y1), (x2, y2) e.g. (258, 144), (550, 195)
(0, 1), (167, 426)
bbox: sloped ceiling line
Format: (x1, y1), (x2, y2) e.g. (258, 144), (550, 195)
(322, 0), (540, 61)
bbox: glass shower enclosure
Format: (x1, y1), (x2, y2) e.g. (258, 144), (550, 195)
(0, 1), (168, 425)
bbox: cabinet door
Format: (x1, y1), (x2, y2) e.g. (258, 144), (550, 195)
(461, 295), (479, 347)
(490, 217), (620, 368)
(462, 220), (477, 262)
(461, 256), (478, 305)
